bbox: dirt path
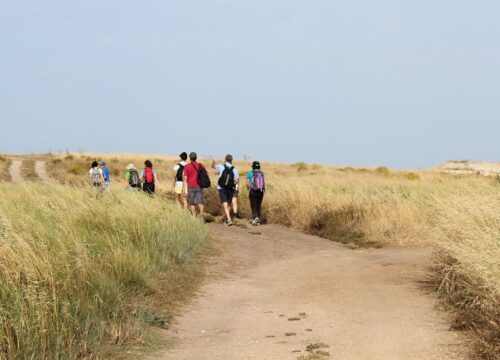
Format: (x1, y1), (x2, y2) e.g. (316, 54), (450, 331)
(9, 160), (24, 184)
(152, 224), (468, 360)
(34, 161), (53, 183)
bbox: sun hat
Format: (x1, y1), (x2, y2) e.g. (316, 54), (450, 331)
(126, 163), (136, 170)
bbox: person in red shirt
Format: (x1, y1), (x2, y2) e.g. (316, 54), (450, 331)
(183, 152), (206, 215)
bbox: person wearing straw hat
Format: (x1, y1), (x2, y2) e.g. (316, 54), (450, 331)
(124, 163), (141, 191)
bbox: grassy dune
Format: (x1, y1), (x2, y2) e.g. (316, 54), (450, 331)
(0, 183), (208, 359)
(45, 153), (178, 186)
(19, 153), (500, 357)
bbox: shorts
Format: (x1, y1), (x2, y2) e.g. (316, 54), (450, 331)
(219, 188), (235, 203)
(188, 187), (205, 205)
(174, 181), (184, 195)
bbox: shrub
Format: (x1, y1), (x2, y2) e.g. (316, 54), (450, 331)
(0, 155), (5, 162)
(405, 172), (421, 180)
(293, 162), (308, 172)
(112, 168), (121, 177)
(375, 166), (391, 176)
(69, 164), (84, 175)
(64, 154), (74, 161)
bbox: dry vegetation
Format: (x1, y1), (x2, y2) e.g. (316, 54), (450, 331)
(0, 183), (208, 359)
(5, 153), (500, 358)
(20, 159), (39, 181)
(0, 155), (11, 182)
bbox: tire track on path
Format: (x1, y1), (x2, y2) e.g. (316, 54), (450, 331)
(9, 160), (24, 184)
(34, 161), (54, 183)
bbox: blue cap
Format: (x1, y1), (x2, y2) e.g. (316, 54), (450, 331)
(99, 161), (106, 166)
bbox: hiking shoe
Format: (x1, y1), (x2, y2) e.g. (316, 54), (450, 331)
(252, 218), (260, 226)
(233, 212), (241, 219)
(224, 220), (233, 227)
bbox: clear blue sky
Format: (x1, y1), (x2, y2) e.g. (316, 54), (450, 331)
(1, 1), (499, 168)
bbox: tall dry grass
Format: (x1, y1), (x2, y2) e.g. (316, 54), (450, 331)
(0, 156), (11, 182)
(0, 183), (208, 359)
(38, 154), (500, 357)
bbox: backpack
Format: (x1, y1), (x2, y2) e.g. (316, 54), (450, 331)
(251, 170), (265, 192)
(129, 170), (140, 188)
(218, 165), (235, 190)
(193, 163), (211, 189)
(91, 168), (102, 185)
(176, 163), (185, 182)
(144, 167), (155, 184)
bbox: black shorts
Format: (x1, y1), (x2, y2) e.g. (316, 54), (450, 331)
(219, 188), (235, 203)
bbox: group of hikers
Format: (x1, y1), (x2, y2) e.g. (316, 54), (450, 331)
(89, 152), (266, 226)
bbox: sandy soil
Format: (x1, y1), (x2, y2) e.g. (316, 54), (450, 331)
(34, 161), (53, 183)
(151, 224), (468, 360)
(438, 160), (500, 177)
(9, 160), (24, 184)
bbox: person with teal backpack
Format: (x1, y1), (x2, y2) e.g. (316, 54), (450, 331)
(246, 161), (266, 226)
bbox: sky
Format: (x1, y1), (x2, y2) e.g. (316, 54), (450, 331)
(1, 0), (499, 168)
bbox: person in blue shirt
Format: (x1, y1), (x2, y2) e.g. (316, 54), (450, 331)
(100, 161), (111, 191)
(212, 154), (239, 226)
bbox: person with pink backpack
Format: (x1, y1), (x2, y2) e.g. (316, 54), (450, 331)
(246, 161), (266, 226)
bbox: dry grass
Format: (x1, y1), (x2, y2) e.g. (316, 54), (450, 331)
(0, 183), (208, 359)
(20, 159), (39, 181)
(14, 153), (500, 357)
(0, 156), (11, 182)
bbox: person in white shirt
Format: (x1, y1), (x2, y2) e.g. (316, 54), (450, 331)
(172, 152), (188, 209)
(89, 160), (105, 198)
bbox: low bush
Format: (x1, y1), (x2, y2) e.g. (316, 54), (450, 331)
(405, 172), (421, 180)
(375, 166), (391, 176)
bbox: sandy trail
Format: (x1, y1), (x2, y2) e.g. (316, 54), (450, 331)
(153, 224), (468, 360)
(9, 160), (24, 184)
(34, 161), (53, 183)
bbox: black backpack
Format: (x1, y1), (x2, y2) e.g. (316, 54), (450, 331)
(193, 163), (211, 189)
(176, 163), (185, 182)
(218, 165), (235, 190)
(129, 170), (140, 188)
